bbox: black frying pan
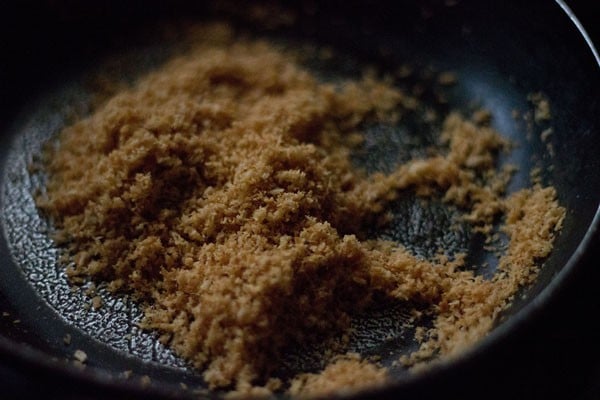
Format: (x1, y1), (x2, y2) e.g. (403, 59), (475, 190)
(1, 1), (599, 399)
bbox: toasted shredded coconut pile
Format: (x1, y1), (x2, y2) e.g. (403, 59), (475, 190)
(38, 24), (565, 397)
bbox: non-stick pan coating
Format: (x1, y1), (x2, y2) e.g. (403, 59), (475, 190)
(1, 1), (599, 399)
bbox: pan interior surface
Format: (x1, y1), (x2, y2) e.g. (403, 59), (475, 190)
(0, 0), (598, 398)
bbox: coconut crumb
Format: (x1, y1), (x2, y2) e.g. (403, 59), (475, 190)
(91, 296), (103, 310)
(528, 92), (552, 122)
(472, 109), (492, 125)
(140, 375), (152, 387)
(73, 349), (88, 363)
(540, 127), (553, 142)
(37, 22), (565, 397)
(437, 71), (457, 86)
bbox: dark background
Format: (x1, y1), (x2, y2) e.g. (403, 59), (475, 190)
(0, 1), (598, 399)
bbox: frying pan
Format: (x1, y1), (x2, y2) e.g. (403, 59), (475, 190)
(1, 0), (599, 399)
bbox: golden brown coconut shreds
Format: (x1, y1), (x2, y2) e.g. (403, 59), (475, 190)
(38, 23), (565, 396)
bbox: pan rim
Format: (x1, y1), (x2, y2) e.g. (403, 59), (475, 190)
(0, 1), (599, 398)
